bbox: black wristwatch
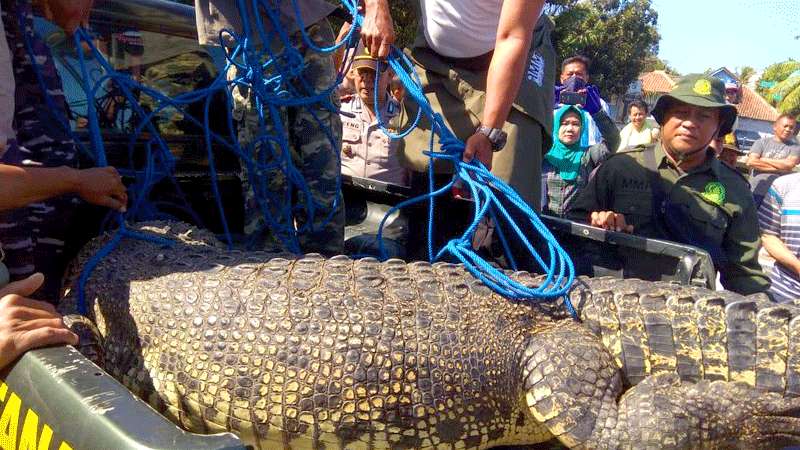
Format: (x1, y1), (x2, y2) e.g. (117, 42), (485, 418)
(476, 125), (508, 151)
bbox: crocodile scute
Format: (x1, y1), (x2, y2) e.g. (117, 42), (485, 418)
(59, 222), (800, 449)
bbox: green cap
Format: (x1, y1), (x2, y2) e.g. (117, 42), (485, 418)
(651, 74), (738, 136)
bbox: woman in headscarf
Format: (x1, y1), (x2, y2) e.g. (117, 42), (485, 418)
(541, 104), (619, 216)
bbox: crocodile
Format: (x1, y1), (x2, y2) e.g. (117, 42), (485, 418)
(59, 222), (800, 449)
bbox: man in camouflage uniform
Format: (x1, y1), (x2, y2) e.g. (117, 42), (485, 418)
(568, 74), (769, 295)
(195, 0), (393, 255)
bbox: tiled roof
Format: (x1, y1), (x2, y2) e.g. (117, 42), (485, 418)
(638, 70), (779, 122)
(736, 85), (779, 122)
(639, 70), (676, 93)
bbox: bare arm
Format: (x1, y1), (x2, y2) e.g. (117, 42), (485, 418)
(746, 153), (783, 172)
(762, 234), (800, 276)
(758, 155), (799, 172)
(462, 0), (544, 169)
(0, 165), (127, 212)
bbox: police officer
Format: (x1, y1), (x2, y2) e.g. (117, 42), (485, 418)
(568, 74), (770, 295)
(340, 51), (408, 186)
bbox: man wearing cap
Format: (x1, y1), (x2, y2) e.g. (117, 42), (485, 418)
(339, 51), (408, 186)
(568, 74), (770, 295)
(716, 132), (746, 168)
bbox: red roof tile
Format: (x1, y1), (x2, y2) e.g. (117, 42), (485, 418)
(639, 70), (676, 93)
(638, 71), (779, 122)
(736, 85), (779, 122)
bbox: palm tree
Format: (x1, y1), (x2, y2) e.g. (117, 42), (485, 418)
(757, 60), (800, 117)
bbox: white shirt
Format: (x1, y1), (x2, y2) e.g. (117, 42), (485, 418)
(419, 0), (503, 58)
(340, 95), (409, 186)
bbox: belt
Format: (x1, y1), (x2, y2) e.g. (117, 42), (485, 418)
(439, 50), (494, 72)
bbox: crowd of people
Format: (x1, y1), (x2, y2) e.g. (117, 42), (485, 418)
(1, 0), (799, 372)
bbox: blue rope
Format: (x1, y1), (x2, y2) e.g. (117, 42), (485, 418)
(24, 1), (575, 317)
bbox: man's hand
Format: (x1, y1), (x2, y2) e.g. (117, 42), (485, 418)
(361, 0), (395, 58)
(75, 167), (127, 212)
(0, 273), (78, 371)
(590, 211), (634, 233)
(581, 85), (603, 115)
(463, 133), (494, 170)
(41, 0), (94, 36)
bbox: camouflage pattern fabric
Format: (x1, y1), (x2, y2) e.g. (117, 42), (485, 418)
(0, 0), (80, 302)
(231, 20), (344, 255)
(139, 51), (219, 136)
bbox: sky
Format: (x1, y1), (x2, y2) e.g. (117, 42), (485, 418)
(651, 0), (799, 75)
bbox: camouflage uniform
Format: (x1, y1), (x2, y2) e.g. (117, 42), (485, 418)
(0, 0), (81, 301)
(140, 51), (220, 136)
(231, 21), (344, 254)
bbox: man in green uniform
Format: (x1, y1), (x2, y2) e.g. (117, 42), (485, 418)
(568, 74), (769, 295)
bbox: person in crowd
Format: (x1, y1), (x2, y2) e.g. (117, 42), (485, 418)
(556, 55), (611, 146)
(568, 74), (770, 295)
(0, 0), (127, 300)
(389, 72), (405, 104)
(617, 99), (659, 151)
(746, 113), (799, 207)
(541, 91), (619, 216)
(195, 0), (394, 254)
(340, 51), (409, 186)
(398, 0), (552, 269)
(716, 133), (744, 168)
(758, 171), (800, 303)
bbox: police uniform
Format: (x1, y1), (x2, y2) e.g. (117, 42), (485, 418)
(567, 74), (769, 296)
(339, 93), (408, 186)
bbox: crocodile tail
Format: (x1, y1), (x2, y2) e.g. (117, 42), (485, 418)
(571, 276), (800, 395)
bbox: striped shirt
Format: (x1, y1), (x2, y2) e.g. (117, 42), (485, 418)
(758, 172), (800, 302)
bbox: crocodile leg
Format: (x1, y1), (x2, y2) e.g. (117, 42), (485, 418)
(522, 320), (800, 449)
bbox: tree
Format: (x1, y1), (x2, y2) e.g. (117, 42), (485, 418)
(642, 55), (679, 77)
(736, 66), (756, 85)
(550, 0), (660, 98)
(756, 60), (800, 117)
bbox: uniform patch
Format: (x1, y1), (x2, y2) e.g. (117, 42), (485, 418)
(693, 79), (712, 96)
(701, 181), (726, 206)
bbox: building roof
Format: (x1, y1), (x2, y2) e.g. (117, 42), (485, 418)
(736, 85), (779, 122)
(638, 70), (779, 123)
(639, 70), (676, 93)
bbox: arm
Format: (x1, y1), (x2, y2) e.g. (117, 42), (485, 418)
(0, 165), (127, 212)
(566, 159), (634, 232)
(762, 234), (800, 276)
(746, 153), (783, 172)
(361, 0), (395, 58)
(0, 273), (78, 370)
(592, 110), (620, 154)
(462, 0), (544, 169)
(719, 200), (771, 295)
(758, 155), (799, 172)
